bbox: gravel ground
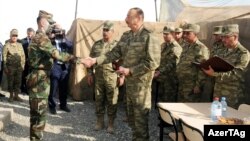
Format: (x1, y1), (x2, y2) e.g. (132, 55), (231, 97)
(0, 90), (170, 141)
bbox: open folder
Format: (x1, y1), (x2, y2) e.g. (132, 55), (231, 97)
(192, 56), (234, 72)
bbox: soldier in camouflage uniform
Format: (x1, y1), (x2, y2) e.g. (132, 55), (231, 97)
(27, 12), (75, 141)
(87, 21), (121, 133)
(154, 26), (182, 102)
(176, 23), (209, 102)
(203, 24), (250, 109)
(210, 26), (224, 57)
(3, 29), (25, 102)
(82, 7), (161, 141)
(174, 27), (186, 47)
(201, 26), (224, 102)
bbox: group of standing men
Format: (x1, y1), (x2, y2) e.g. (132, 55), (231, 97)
(1, 6), (249, 141)
(82, 7), (250, 141)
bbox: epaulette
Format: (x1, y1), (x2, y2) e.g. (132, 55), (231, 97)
(142, 27), (152, 33)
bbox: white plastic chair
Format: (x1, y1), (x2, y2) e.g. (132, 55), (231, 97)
(238, 104), (250, 114)
(180, 118), (204, 141)
(158, 106), (185, 141)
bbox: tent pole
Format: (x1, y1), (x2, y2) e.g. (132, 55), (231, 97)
(74, 0), (78, 19)
(155, 0), (158, 22)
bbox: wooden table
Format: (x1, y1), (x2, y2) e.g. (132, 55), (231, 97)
(157, 102), (250, 134)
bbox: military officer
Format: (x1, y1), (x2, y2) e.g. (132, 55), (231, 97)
(81, 7), (161, 141)
(27, 10), (75, 141)
(201, 25), (224, 102)
(176, 23), (209, 102)
(154, 26), (182, 102)
(3, 29), (25, 102)
(203, 24), (250, 109)
(87, 21), (122, 133)
(174, 27), (186, 47)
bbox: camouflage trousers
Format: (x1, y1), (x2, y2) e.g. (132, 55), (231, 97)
(6, 66), (22, 93)
(157, 81), (178, 102)
(95, 77), (118, 118)
(178, 80), (201, 102)
(214, 81), (245, 109)
(126, 83), (151, 141)
(29, 98), (47, 141)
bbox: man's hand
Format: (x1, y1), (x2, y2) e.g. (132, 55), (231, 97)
(4, 68), (10, 75)
(87, 75), (94, 86)
(81, 57), (96, 68)
(202, 65), (214, 76)
(116, 66), (130, 76)
(117, 75), (125, 87)
(193, 86), (201, 94)
(154, 71), (160, 78)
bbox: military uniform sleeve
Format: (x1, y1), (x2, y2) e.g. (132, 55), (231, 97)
(194, 45), (210, 88)
(213, 50), (250, 78)
(130, 33), (161, 77)
(20, 44), (26, 69)
(158, 45), (182, 73)
(40, 41), (73, 62)
(2, 44), (8, 69)
(96, 42), (122, 65)
(87, 43), (98, 75)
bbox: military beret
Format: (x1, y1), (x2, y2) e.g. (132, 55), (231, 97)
(213, 26), (223, 35)
(10, 29), (18, 36)
(175, 27), (183, 33)
(163, 26), (174, 33)
(38, 10), (56, 25)
(221, 24), (239, 36)
(103, 21), (114, 30)
(183, 23), (200, 33)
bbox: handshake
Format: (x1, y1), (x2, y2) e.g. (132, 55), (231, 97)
(80, 57), (130, 76)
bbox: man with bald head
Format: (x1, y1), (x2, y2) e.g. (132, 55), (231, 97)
(81, 7), (161, 141)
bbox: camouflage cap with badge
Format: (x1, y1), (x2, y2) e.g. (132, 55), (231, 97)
(38, 10), (56, 25)
(221, 24), (239, 36)
(163, 26), (174, 34)
(183, 23), (200, 33)
(103, 21), (114, 30)
(213, 26), (223, 35)
(10, 29), (18, 36)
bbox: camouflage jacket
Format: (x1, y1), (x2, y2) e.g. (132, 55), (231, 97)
(96, 26), (161, 86)
(213, 42), (250, 83)
(88, 39), (118, 79)
(210, 40), (224, 57)
(177, 39), (209, 87)
(28, 31), (73, 98)
(3, 42), (25, 69)
(156, 40), (182, 82)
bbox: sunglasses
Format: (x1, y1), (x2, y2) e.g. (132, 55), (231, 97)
(12, 35), (18, 37)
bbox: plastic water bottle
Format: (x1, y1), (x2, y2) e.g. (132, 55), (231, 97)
(211, 97), (222, 121)
(221, 97), (227, 117)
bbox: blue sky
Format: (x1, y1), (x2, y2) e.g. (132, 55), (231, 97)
(187, 0), (250, 7)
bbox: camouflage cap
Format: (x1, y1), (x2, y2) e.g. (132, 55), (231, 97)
(213, 26), (223, 35)
(221, 24), (239, 36)
(10, 29), (18, 36)
(163, 26), (174, 33)
(38, 10), (56, 25)
(183, 23), (200, 33)
(174, 27), (183, 33)
(103, 21), (114, 30)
